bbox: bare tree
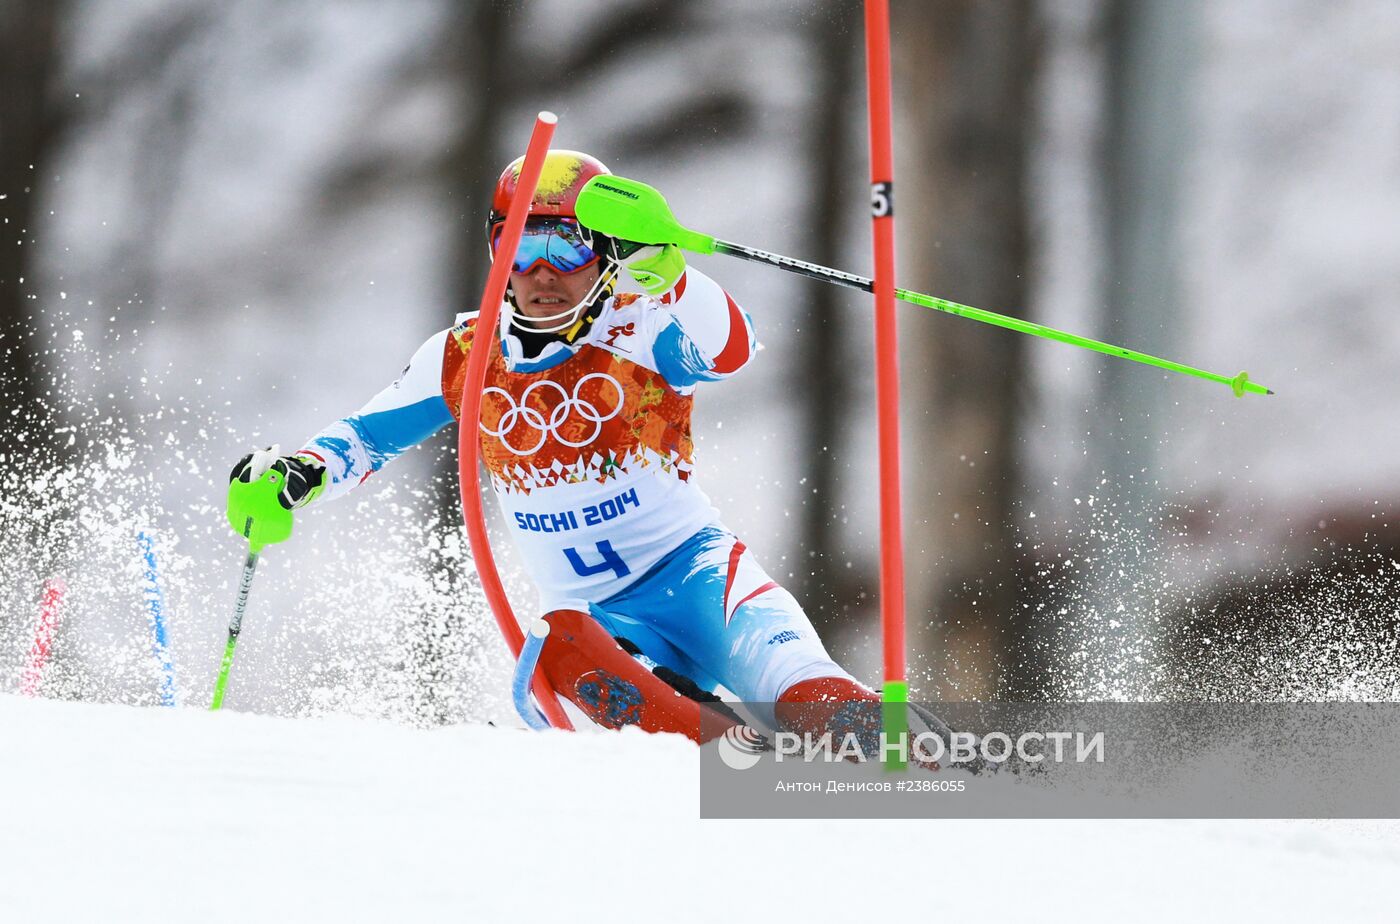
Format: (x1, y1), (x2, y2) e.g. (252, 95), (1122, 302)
(893, 0), (1039, 698)
(0, 0), (64, 464)
(795, 0), (864, 631)
(1091, 0), (1198, 690)
(1098, 0), (1196, 500)
(403, 1), (520, 726)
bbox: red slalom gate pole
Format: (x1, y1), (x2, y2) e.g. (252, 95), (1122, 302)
(20, 578), (66, 697)
(457, 111), (573, 731)
(863, 0), (909, 767)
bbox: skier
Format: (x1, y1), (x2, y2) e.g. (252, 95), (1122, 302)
(228, 150), (897, 745)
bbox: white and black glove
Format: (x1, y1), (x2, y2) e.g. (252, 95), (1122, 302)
(228, 445), (326, 511)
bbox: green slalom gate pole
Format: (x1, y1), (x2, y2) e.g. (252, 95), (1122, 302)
(575, 175), (1275, 399)
(212, 467), (294, 710)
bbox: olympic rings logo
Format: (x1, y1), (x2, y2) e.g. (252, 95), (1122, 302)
(480, 373), (624, 456)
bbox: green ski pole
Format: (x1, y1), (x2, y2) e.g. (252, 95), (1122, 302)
(576, 175), (1274, 398)
(211, 550), (258, 710)
(213, 462), (294, 710)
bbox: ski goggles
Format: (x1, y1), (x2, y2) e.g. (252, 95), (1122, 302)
(490, 217), (600, 275)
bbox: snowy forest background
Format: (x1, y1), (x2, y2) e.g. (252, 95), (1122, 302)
(2, 0), (1398, 723)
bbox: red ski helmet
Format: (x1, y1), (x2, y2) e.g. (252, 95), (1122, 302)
(489, 149), (611, 221)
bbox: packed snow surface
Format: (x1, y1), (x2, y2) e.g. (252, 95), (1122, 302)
(2, 695), (1396, 922)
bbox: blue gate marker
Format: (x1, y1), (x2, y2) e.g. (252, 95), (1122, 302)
(512, 620), (551, 730)
(138, 530), (179, 707)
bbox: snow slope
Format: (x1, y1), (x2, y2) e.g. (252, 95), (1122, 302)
(2, 695), (1396, 922)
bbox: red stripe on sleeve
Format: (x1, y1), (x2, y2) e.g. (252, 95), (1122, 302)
(660, 271), (688, 305)
(732, 581), (779, 614)
(722, 539), (746, 613)
(710, 293), (751, 374)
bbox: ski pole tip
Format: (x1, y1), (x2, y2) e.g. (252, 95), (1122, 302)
(1230, 370), (1273, 398)
(1229, 371), (1274, 398)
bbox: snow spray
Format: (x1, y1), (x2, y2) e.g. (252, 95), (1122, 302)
(20, 578), (66, 696)
(137, 530), (179, 707)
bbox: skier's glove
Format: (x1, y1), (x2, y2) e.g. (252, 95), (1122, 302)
(618, 242), (686, 296)
(228, 445), (326, 512)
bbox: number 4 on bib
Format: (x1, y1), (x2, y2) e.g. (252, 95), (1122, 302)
(565, 540), (631, 580)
